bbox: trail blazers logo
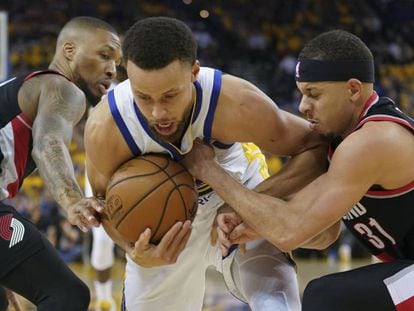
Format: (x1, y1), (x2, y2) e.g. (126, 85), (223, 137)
(0, 214), (25, 248)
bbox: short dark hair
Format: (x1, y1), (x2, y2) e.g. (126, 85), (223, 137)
(122, 17), (197, 69)
(299, 30), (373, 62)
(63, 16), (117, 35)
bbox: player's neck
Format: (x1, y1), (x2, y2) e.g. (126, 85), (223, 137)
(342, 89), (376, 138)
(49, 58), (75, 83)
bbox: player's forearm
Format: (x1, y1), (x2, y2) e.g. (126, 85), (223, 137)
(299, 221), (341, 250)
(32, 136), (83, 210)
(200, 162), (299, 251)
(257, 144), (327, 198)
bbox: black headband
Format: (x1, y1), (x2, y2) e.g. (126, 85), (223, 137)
(295, 59), (374, 83)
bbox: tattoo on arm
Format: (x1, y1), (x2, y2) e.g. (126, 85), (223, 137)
(31, 77), (86, 211)
(36, 136), (83, 208)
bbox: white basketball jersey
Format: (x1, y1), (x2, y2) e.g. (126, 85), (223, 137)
(108, 67), (269, 311)
(108, 67), (261, 185)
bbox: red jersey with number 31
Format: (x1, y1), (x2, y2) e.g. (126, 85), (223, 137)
(329, 92), (414, 262)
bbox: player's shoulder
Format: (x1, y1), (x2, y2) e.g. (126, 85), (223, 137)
(219, 70), (265, 107)
(85, 94), (131, 175)
(39, 73), (84, 103)
(333, 118), (414, 188)
(357, 120), (411, 147)
(195, 66), (249, 90)
(337, 121), (409, 163)
(217, 71), (273, 118)
(22, 71), (81, 98)
(37, 71), (77, 88)
(87, 96), (112, 129)
(87, 94), (124, 147)
(30, 73), (87, 121)
(220, 72), (252, 91)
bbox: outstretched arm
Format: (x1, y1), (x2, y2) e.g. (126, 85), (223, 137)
(215, 211), (340, 252)
(212, 74), (329, 201)
(183, 129), (385, 252)
(32, 76), (103, 232)
(299, 221), (341, 250)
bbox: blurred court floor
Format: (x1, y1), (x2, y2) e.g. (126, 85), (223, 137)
(12, 257), (372, 310)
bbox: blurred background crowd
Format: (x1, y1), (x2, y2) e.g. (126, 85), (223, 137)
(1, 0), (413, 308)
(4, 0), (414, 113)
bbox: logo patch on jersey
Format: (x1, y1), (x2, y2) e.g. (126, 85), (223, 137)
(0, 213), (25, 248)
(295, 61), (301, 78)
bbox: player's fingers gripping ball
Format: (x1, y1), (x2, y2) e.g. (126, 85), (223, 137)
(105, 154), (198, 244)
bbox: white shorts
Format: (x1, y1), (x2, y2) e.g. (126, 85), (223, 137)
(123, 190), (224, 311)
(122, 158), (298, 311)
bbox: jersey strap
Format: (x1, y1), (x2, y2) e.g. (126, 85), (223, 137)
(108, 90), (141, 156)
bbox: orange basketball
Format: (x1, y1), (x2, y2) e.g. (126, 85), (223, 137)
(105, 154), (198, 244)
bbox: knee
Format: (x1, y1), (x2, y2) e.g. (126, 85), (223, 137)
(63, 279), (90, 310)
(302, 277), (337, 311)
(44, 279), (90, 311)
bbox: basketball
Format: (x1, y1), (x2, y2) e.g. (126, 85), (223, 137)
(104, 154), (198, 244)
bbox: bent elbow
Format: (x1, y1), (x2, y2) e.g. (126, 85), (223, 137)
(268, 234), (299, 252)
(310, 239), (336, 251)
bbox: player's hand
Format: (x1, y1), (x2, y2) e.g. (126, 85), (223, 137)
(181, 138), (216, 180)
(216, 212), (242, 256)
(127, 220), (192, 268)
(211, 204), (234, 246)
(66, 197), (105, 232)
(6, 288), (23, 311)
(228, 222), (261, 245)
(217, 213), (261, 256)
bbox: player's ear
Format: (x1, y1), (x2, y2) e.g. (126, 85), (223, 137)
(63, 41), (76, 61)
(191, 60), (201, 82)
(347, 78), (362, 102)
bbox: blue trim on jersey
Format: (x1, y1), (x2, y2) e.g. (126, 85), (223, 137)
(132, 103), (182, 160)
(203, 70), (222, 143)
(193, 80), (203, 123)
(212, 140), (234, 149)
(222, 244), (239, 260)
(108, 90), (141, 156)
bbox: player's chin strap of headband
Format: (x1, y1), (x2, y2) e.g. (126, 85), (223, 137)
(295, 58), (375, 82)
